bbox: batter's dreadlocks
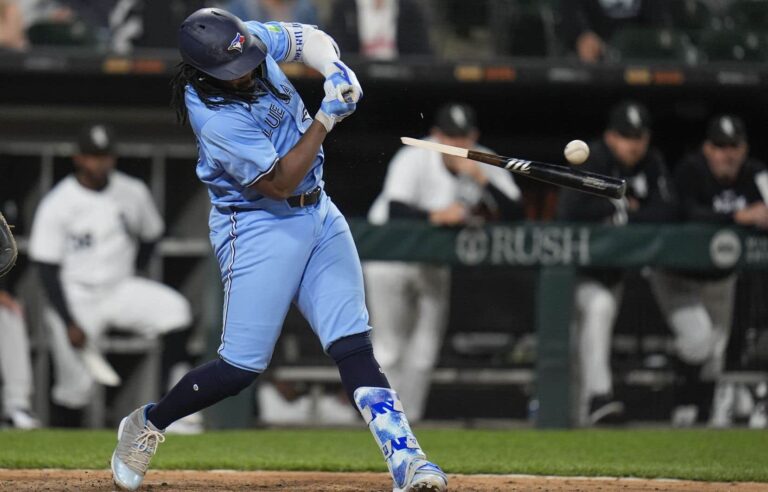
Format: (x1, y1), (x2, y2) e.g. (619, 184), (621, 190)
(170, 63), (257, 124)
(170, 62), (290, 125)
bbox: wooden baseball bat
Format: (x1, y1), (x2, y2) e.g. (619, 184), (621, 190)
(401, 137), (626, 200)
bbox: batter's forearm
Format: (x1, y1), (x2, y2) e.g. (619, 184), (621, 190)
(250, 120), (327, 199)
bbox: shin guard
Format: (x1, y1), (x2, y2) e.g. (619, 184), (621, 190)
(354, 386), (426, 489)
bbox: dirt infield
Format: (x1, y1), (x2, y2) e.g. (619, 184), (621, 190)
(1, 470), (768, 492)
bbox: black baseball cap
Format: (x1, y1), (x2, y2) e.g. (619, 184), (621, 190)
(608, 101), (651, 138)
(78, 123), (115, 156)
(707, 115), (747, 147)
(433, 103), (477, 137)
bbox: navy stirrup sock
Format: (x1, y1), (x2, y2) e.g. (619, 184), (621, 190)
(328, 332), (390, 405)
(146, 358), (258, 430)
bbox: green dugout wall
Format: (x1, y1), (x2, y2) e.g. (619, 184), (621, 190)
(350, 221), (767, 428)
(207, 221), (768, 428)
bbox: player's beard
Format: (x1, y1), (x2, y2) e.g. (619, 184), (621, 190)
(236, 71), (257, 92)
(219, 68), (258, 93)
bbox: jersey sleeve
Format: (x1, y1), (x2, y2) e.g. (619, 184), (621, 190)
(245, 21), (290, 62)
(135, 183), (164, 241)
(200, 113), (280, 188)
(379, 148), (422, 205)
(28, 196), (66, 264)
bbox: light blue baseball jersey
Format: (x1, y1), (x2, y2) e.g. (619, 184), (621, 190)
(187, 21), (323, 210)
(184, 21), (371, 371)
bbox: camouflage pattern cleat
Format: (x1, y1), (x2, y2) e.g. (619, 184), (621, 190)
(354, 387), (447, 492)
(111, 405), (165, 491)
(397, 458), (448, 492)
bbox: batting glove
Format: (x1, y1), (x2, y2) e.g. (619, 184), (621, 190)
(315, 61), (362, 132)
(316, 97), (356, 133)
(324, 60), (363, 104)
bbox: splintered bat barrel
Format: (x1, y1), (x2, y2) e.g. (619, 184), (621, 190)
(466, 150), (626, 200)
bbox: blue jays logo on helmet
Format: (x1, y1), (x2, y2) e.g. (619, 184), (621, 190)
(178, 8), (267, 81)
(228, 32), (245, 53)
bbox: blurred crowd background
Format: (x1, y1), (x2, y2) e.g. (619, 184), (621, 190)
(0, 0), (767, 431)
(1, 0), (768, 63)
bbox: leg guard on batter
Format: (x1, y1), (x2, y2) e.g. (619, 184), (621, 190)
(328, 332), (390, 405)
(146, 358), (258, 430)
(354, 387), (447, 492)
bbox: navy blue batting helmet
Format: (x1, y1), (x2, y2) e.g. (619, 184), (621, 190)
(179, 8), (267, 81)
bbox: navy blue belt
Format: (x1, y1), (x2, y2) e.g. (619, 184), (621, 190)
(222, 186), (322, 213)
(286, 186), (322, 207)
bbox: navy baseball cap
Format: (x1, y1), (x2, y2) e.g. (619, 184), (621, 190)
(434, 103), (478, 137)
(707, 115), (747, 147)
(179, 8), (267, 81)
(608, 101), (651, 138)
(78, 123), (115, 156)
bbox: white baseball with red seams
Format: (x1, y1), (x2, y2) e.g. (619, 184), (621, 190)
(565, 139), (590, 165)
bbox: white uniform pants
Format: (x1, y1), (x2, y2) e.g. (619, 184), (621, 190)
(574, 279), (623, 401)
(0, 307), (34, 413)
(47, 276), (192, 408)
(649, 270), (736, 380)
(363, 261), (450, 421)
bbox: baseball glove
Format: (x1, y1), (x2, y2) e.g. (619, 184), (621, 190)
(0, 212), (18, 278)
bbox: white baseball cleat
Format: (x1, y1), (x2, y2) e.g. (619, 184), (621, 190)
(111, 405), (165, 491)
(395, 458), (448, 492)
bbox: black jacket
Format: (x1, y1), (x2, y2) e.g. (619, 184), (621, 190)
(556, 138), (676, 286)
(556, 139), (677, 225)
(675, 152), (768, 224)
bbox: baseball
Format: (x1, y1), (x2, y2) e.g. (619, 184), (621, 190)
(564, 140), (589, 165)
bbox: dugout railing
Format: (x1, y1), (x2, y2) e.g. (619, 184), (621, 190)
(348, 220), (768, 427)
(209, 221), (768, 428)
(2, 141), (768, 428)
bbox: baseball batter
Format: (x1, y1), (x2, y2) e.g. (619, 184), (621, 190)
(365, 103), (522, 422)
(110, 9), (447, 492)
(649, 115), (768, 426)
(29, 123), (192, 416)
(556, 101), (677, 425)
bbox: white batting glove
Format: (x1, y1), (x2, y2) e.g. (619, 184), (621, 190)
(324, 60), (363, 104)
(316, 83), (356, 132)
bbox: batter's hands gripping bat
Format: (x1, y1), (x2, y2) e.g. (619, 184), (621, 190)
(401, 137), (627, 200)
